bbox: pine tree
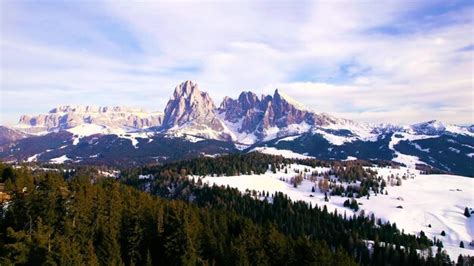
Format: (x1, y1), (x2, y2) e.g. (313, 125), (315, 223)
(271, 163), (277, 174)
(145, 249), (152, 266)
(464, 207), (471, 218)
(460, 241), (464, 248)
(264, 224), (287, 265)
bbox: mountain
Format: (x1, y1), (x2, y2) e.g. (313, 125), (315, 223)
(161, 80), (231, 140)
(0, 126), (30, 151)
(1, 80), (472, 176)
(218, 89), (336, 142)
(16, 105), (163, 135)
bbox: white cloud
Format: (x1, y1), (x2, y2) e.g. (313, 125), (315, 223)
(0, 1), (472, 125)
(264, 80), (473, 125)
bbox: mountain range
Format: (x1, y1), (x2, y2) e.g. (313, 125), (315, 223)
(1, 80), (473, 176)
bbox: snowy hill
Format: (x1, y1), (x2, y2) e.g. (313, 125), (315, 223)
(190, 163), (474, 259)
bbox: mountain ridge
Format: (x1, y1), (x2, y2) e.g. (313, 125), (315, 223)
(1, 80), (473, 175)
(9, 80), (473, 141)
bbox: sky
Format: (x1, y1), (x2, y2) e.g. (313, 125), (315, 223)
(1, 0), (473, 125)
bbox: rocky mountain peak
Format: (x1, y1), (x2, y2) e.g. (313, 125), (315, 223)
(218, 91), (261, 124)
(162, 81), (218, 129)
(273, 89), (308, 111)
(238, 91), (260, 109)
(160, 81), (231, 140)
(217, 88), (324, 138)
(255, 89), (312, 130)
(171, 80), (199, 100)
(219, 96), (232, 110)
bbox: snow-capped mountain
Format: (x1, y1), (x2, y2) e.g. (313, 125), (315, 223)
(0, 126), (30, 148)
(161, 80), (232, 140)
(1, 80), (473, 176)
(217, 89), (337, 143)
(15, 105), (163, 135)
(406, 120), (474, 136)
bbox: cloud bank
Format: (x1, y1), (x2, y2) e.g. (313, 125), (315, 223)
(1, 0), (473, 125)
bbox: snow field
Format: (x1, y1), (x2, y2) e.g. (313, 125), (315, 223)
(190, 163), (474, 259)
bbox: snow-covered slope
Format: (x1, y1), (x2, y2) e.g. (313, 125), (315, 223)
(190, 164), (474, 260)
(388, 132), (440, 168)
(0, 126), (30, 147)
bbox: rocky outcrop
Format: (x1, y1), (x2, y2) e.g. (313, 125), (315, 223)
(218, 91), (264, 135)
(161, 80), (230, 140)
(218, 92), (261, 123)
(218, 89), (333, 139)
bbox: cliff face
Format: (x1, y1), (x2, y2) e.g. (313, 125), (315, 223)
(18, 105), (163, 133)
(161, 80), (230, 140)
(218, 89), (333, 139)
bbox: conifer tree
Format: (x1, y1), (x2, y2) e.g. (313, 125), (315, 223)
(464, 207), (471, 218)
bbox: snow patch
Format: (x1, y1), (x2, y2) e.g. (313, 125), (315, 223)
(68, 124), (110, 145)
(27, 154), (39, 162)
(251, 147), (314, 159)
(344, 156), (358, 161)
(448, 147), (460, 154)
(49, 155), (71, 164)
(314, 129), (352, 145)
(139, 174), (153, 180)
(275, 135), (300, 144)
(184, 135), (205, 143)
(412, 143), (430, 152)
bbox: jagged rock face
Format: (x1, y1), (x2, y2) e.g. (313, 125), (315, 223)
(240, 108), (264, 134)
(219, 89), (332, 137)
(162, 81), (229, 139)
(262, 90), (310, 128)
(218, 91), (264, 135)
(218, 91), (260, 123)
(18, 105), (163, 133)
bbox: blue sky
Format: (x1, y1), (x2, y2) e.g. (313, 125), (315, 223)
(1, 0), (473, 125)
